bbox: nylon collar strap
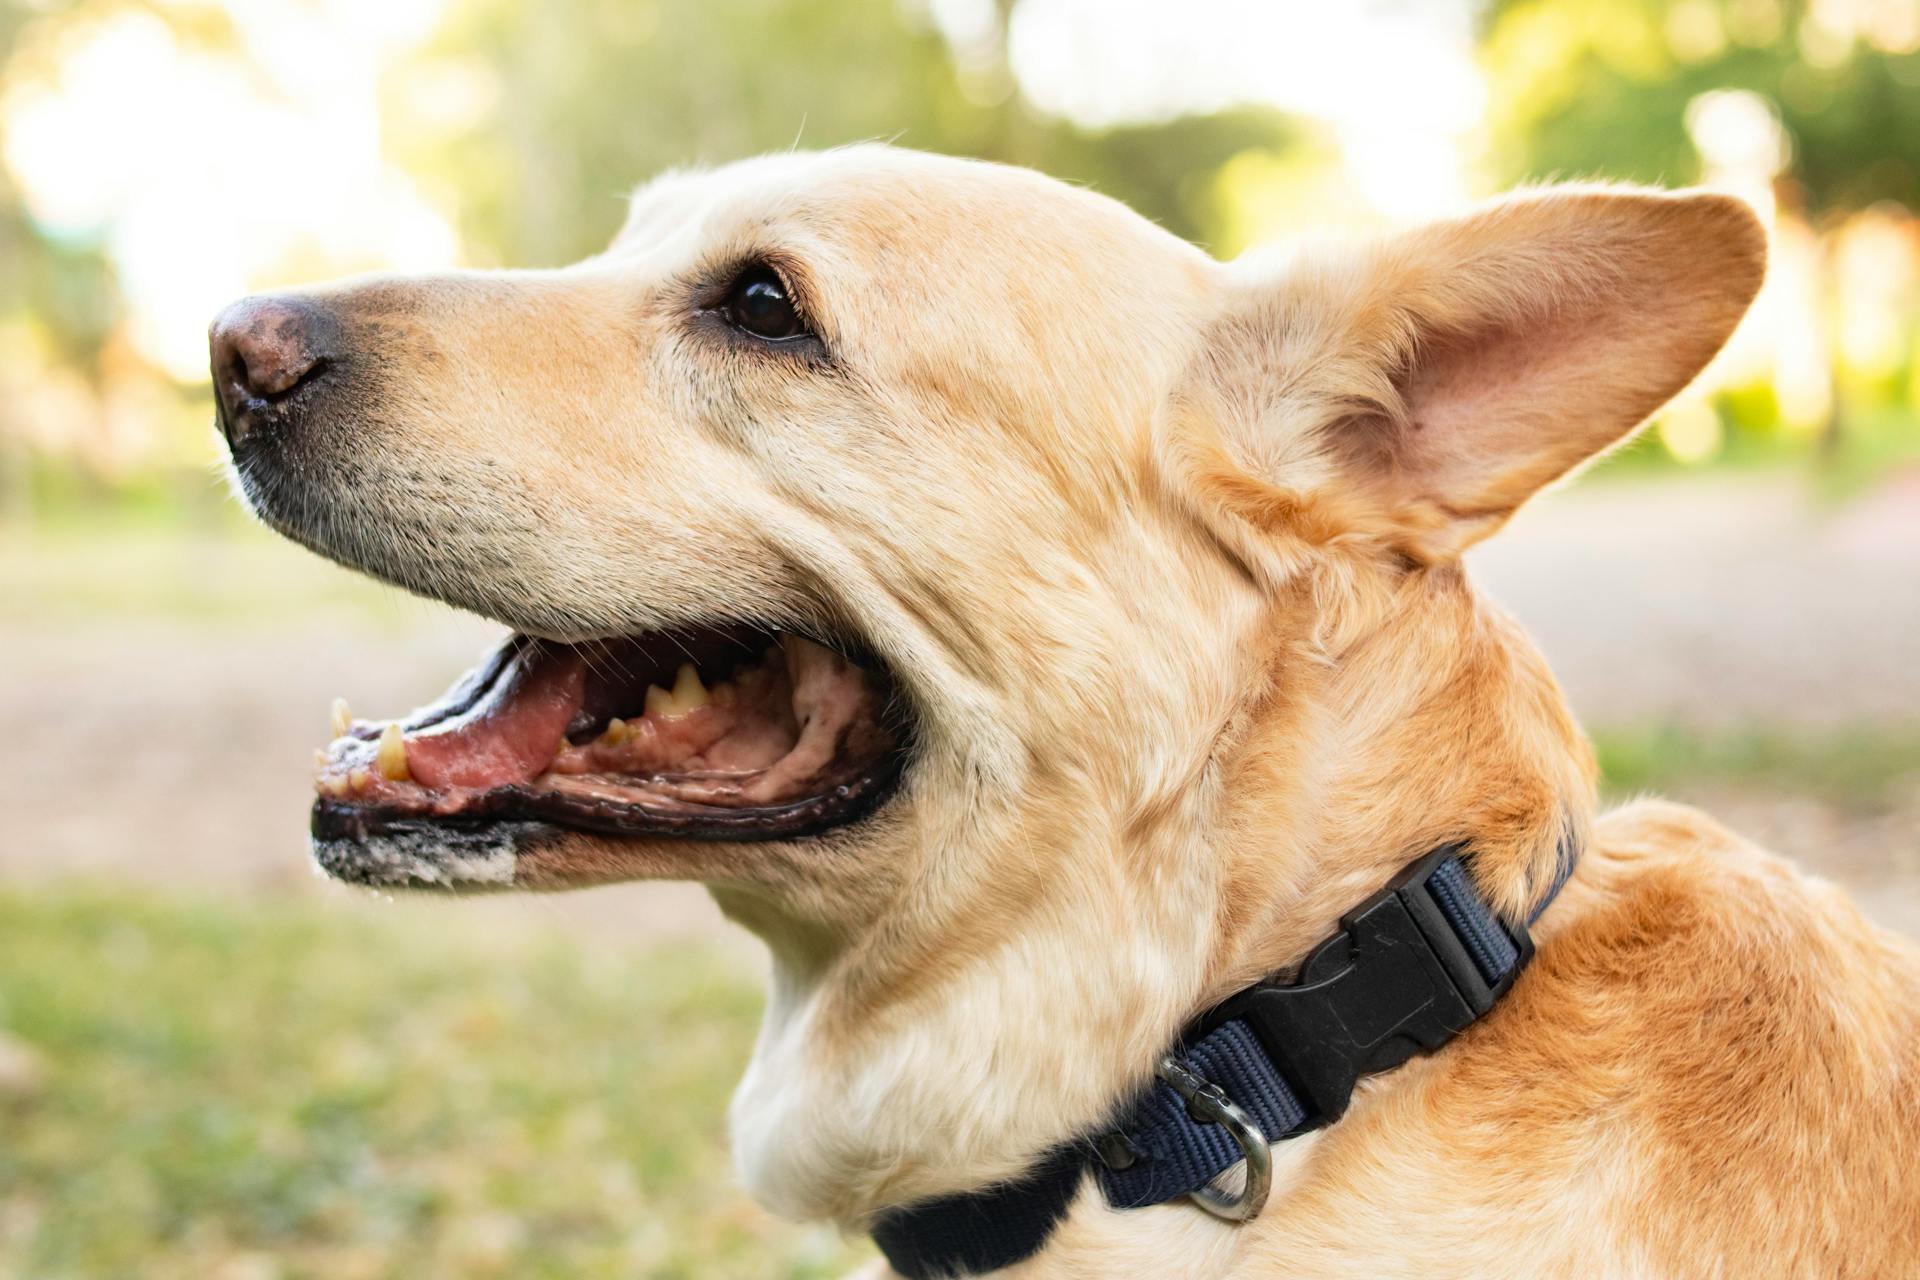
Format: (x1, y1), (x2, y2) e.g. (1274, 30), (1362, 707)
(871, 841), (1577, 1278)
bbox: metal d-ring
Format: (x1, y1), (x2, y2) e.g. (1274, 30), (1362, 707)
(1154, 1055), (1273, 1222)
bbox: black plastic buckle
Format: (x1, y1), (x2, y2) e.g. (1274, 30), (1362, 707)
(1194, 845), (1533, 1129)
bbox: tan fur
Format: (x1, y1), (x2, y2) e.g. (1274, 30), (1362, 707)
(230, 145), (1919, 1276)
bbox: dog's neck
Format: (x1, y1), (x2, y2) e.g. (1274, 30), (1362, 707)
(1204, 563), (1593, 998)
(718, 554), (1594, 1227)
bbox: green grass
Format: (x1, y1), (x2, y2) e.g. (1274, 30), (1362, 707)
(0, 889), (870, 1280)
(1593, 723), (1920, 811)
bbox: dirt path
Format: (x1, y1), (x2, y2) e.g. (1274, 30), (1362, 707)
(1469, 469), (1920, 728)
(5, 470), (1917, 939)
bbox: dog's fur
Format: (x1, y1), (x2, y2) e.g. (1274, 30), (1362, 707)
(229, 146), (1920, 1276)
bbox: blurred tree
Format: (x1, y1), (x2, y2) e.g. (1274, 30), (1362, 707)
(1026, 107), (1306, 255)
(391, 0), (974, 264)
(388, 0), (1299, 264)
(0, 0), (238, 379)
(0, 177), (119, 378)
(0, 8), (114, 382)
(0, 3), (116, 512)
(1481, 0), (1920, 213)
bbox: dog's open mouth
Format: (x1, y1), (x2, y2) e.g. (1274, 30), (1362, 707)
(311, 625), (906, 871)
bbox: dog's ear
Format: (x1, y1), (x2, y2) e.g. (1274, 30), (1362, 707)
(1181, 187), (1766, 564)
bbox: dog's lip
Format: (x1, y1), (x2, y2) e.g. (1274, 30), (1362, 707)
(312, 757), (902, 847)
(308, 758), (906, 891)
(334, 635), (522, 743)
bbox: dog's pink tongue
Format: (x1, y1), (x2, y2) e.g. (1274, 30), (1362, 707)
(404, 647), (585, 789)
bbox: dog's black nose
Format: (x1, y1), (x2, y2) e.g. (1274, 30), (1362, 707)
(208, 295), (334, 445)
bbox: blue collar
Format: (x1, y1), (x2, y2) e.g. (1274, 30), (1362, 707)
(870, 841), (1577, 1278)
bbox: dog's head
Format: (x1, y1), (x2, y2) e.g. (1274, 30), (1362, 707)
(214, 144), (1762, 1212)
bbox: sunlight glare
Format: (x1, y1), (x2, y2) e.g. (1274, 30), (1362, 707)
(1, 0), (456, 383)
(1006, 0), (1483, 236)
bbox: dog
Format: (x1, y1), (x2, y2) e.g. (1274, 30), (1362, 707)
(210, 145), (1920, 1277)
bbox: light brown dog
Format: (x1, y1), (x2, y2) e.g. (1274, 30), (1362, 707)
(211, 145), (1920, 1277)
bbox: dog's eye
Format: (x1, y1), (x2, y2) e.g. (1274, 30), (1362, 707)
(722, 268), (807, 341)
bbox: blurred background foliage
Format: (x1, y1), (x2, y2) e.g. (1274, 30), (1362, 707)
(1483, 0), (1920, 210)
(0, 0), (1917, 522)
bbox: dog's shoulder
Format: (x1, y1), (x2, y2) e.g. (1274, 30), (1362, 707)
(1441, 796), (1920, 1273)
(1577, 796), (1916, 982)
(1526, 797), (1920, 1108)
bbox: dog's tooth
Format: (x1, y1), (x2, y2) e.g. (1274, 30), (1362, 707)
(671, 663), (710, 711)
(376, 723), (410, 782)
(643, 668), (711, 720)
(330, 697), (352, 739)
(348, 767), (371, 794)
(601, 717), (628, 746)
(317, 774), (348, 798)
(644, 684), (675, 719)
